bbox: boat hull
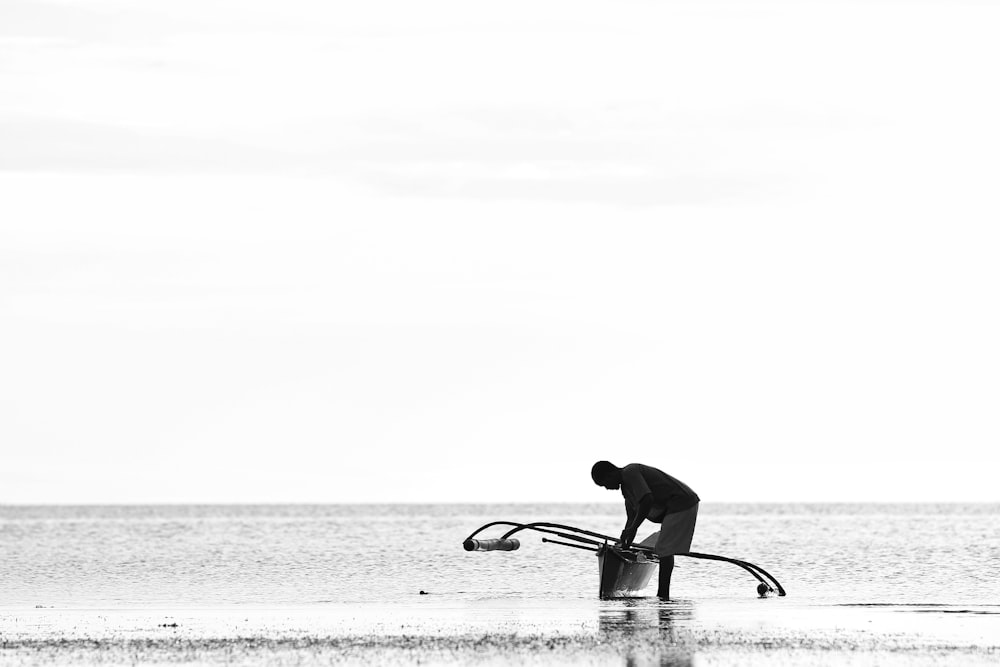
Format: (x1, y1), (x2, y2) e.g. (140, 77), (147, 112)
(597, 545), (658, 598)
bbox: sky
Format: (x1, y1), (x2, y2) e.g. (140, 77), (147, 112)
(2, 0), (999, 504)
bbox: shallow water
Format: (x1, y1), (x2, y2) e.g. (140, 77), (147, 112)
(1, 504), (998, 664)
(2, 503), (997, 606)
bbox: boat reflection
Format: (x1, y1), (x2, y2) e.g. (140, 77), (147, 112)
(598, 599), (694, 667)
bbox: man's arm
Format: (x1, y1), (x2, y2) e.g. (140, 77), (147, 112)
(622, 499), (636, 542)
(620, 493), (654, 547)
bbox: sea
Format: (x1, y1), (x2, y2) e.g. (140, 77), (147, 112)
(1, 503), (998, 665)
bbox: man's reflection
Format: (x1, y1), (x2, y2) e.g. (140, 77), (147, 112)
(598, 599), (694, 666)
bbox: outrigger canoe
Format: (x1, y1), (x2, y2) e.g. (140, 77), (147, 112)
(463, 520), (786, 599)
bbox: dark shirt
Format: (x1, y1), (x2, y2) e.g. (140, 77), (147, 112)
(621, 463), (700, 521)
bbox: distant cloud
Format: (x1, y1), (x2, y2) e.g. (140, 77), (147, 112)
(1, 0), (195, 44)
(366, 167), (758, 206)
(0, 110), (777, 205)
(0, 117), (284, 172)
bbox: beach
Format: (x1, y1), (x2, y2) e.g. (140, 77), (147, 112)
(3, 600), (998, 665)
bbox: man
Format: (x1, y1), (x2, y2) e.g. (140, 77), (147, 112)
(591, 460), (700, 599)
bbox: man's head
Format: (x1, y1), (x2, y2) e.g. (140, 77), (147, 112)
(591, 460), (622, 490)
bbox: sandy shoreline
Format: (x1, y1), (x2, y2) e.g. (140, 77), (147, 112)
(2, 601), (998, 665)
(3, 633), (997, 666)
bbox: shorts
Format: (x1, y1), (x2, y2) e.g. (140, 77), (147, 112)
(653, 502), (699, 557)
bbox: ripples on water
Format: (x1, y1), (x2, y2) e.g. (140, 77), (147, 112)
(1, 504), (997, 607)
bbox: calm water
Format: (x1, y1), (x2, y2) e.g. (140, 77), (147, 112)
(1, 503), (998, 608)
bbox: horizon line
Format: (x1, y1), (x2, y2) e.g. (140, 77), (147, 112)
(2, 500), (997, 507)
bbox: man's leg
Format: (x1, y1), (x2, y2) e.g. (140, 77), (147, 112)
(654, 504), (698, 600)
(657, 555), (674, 599)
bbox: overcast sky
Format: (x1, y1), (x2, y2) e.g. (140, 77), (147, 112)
(3, 0), (999, 503)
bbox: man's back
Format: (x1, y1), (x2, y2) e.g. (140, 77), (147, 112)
(621, 463), (699, 516)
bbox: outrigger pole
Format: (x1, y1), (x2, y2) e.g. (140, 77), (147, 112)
(463, 520), (786, 598)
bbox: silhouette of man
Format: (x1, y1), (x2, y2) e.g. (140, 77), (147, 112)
(591, 461), (700, 599)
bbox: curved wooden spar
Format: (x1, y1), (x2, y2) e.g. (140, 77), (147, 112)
(684, 551), (786, 597)
(499, 522), (620, 544)
(464, 521), (606, 550)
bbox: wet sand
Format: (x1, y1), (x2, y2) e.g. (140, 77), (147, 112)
(2, 600), (998, 665)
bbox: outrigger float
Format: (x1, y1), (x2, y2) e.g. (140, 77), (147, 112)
(463, 521), (786, 599)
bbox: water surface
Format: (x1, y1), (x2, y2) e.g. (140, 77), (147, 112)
(2, 504), (998, 665)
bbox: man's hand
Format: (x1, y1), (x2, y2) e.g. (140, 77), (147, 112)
(619, 527), (637, 548)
